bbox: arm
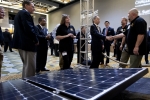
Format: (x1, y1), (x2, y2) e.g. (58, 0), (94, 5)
(112, 39), (117, 49)
(56, 26), (72, 40)
(121, 37), (125, 46)
(113, 33), (125, 39)
(90, 25), (106, 40)
(21, 12), (38, 44)
(120, 37), (126, 50)
(56, 35), (70, 40)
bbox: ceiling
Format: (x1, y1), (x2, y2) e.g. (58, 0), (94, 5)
(0, 0), (79, 14)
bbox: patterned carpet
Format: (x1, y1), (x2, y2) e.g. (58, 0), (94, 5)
(1, 48), (150, 82)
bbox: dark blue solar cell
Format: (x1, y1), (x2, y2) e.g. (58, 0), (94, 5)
(42, 96), (63, 100)
(76, 88), (103, 98)
(81, 81), (100, 87)
(26, 97), (35, 100)
(55, 84), (77, 90)
(92, 83), (114, 90)
(76, 93), (91, 99)
(4, 97), (18, 100)
(66, 86), (87, 93)
(32, 93), (48, 99)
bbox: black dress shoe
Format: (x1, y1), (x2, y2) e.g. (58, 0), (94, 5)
(146, 61), (149, 64)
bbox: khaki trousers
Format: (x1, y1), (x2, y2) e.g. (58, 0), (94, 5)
(0, 45), (3, 78)
(130, 55), (143, 68)
(119, 45), (143, 68)
(119, 46), (130, 68)
(59, 52), (63, 69)
(18, 49), (36, 79)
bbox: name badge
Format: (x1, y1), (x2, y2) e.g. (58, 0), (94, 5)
(62, 52), (67, 56)
(121, 29), (123, 32)
(70, 28), (73, 31)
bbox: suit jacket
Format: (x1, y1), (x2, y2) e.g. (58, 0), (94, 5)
(35, 25), (48, 49)
(102, 27), (115, 46)
(90, 24), (105, 52)
(3, 31), (12, 42)
(0, 27), (4, 44)
(12, 9), (38, 52)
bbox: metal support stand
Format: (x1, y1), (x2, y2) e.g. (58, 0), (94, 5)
(79, 0), (96, 66)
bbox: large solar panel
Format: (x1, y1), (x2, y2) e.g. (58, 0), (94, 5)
(0, 79), (66, 100)
(25, 68), (148, 100)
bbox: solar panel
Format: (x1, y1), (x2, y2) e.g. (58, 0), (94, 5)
(25, 68), (148, 100)
(0, 79), (67, 100)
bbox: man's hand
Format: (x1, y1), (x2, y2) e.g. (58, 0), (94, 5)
(71, 35), (76, 39)
(67, 33), (73, 37)
(133, 46), (139, 55)
(35, 42), (39, 46)
(106, 36), (114, 41)
(102, 45), (104, 50)
(120, 45), (123, 51)
(46, 35), (50, 39)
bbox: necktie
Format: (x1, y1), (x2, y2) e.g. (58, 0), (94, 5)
(105, 28), (108, 36)
(97, 26), (100, 33)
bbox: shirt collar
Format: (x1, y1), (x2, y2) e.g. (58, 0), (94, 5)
(39, 24), (43, 29)
(106, 27), (109, 29)
(24, 9), (28, 12)
(94, 23), (99, 27)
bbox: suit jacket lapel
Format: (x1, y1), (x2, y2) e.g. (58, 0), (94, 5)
(93, 24), (100, 34)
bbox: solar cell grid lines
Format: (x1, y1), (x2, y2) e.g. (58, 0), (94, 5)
(25, 68), (148, 100)
(0, 79), (66, 100)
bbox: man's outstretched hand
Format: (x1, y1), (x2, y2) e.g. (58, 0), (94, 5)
(106, 36), (114, 41)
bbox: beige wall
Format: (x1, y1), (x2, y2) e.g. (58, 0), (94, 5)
(48, 2), (80, 32)
(48, 0), (150, 32)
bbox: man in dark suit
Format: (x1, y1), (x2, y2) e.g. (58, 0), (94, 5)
(102, 21), (115, 66)
(12, 1), (39, 79)
(3, 29), (13, 52)
(90, 16), (111, 68)
(35, 17), (50, 74)
(0, 6), (5, 78)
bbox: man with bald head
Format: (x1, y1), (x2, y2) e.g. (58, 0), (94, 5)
(111, 8), (147, 68)
(0, 6), (4, 77)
